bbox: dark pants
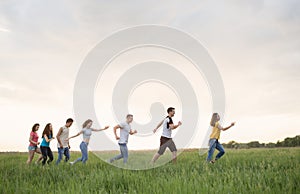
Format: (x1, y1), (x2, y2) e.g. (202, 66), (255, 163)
(40, 146), (54, 165)
(158, 136), (177, 155)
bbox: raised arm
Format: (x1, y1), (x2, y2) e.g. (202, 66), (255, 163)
(114, 125), (121, 140)
(153, 119), (164, 133)
(44, 134), (55, 143)
(218, 122), (235, 131)
(169, 121), (182, 130)
(130, 129), (138, 135)
(92, 126), (110, 132)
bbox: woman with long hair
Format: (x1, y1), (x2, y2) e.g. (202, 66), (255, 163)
(207, 113), (235, 164)
(40, 123), (55, 165)
(66, 119), (109, 165)
(26, 123), (43, 164)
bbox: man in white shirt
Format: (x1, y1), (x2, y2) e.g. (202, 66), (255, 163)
(152, 107), (182, 164)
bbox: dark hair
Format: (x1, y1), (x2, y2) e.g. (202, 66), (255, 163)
(42, 123), (53, 138)
(126, 114), (133, 118)
(167, 107), (175, 114)
(32, 123), (40, 132)
(66, 118), (73, 123)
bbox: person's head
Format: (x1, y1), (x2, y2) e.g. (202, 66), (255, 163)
(82, 119), (93, 129)
(167, 107), (175, 117)
(65, 118), (73, 127)
(42, 123), (53, 137)
(210, 113), (220, 127)
(126, 114), (133, 123)
(32, 123), (40, 132)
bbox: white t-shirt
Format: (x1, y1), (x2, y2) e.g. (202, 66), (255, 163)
(161, 116), (173, 138)
(57, 126), (69, 148)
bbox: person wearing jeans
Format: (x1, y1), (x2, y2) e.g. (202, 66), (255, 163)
(56, 118), (73, 165)
(207, 113), (235, 164)
(109, 114), (137, 164)
(67, 119), (109, 165)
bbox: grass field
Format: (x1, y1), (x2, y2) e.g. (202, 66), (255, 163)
(0, 148), (299, 194)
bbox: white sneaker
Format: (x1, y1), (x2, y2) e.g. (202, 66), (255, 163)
(70, 162), (75, 166)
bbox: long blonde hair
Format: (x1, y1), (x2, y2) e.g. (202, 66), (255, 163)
(210, 113), (219, 127)
(82, 119), (93, 128)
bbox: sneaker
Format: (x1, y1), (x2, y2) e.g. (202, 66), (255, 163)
(69, 162), (75, 166)
(209, 160), (215, 164)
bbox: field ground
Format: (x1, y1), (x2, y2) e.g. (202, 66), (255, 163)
(0, 148), (299, 194)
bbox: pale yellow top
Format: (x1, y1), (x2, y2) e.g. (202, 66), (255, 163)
(210, 122), (223, 140)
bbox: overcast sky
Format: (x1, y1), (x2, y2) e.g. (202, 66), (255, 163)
(0, 0), (299, 151)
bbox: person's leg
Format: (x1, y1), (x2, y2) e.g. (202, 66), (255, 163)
(81, 143), (88, 164)
(35, 147), (43, 163)
(120, 144), (128, 164)
(27, 150), (35, 164)
(152, 137), (168, 163)
(40, 147), (48, 166)
(56, 148), (64, 165)
(64, 147), (70, 162)
(215, 141), (225, 160)
(168, 139), (177, 164)
(109, 144), (124, 163)
(207, 139), (217, 162)
(72, 142), (85, 164)
(47, 148), (54, 164)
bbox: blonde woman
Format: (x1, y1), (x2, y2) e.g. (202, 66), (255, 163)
(207, 113), (235, 164)
(67, 119), (109, 165)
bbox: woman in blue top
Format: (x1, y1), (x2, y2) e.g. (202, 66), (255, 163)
(67, 119), (109, 165)
(40, 123), (55, 165)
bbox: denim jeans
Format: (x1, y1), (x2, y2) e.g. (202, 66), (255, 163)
(207, 138), (225, 161)
(56, 147), (70, 165)
(74, 142), (89, 164)
(110, 143), (128, 164)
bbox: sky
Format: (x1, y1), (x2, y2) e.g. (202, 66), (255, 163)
(0, 0), (299, 152)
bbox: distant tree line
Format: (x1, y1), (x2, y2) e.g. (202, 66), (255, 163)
(222, 135), (300, 149)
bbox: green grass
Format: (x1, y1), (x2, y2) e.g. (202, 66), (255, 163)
(0, 148), (299, 194)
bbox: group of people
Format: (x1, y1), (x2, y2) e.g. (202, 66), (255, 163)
(27, 107), (235, 166)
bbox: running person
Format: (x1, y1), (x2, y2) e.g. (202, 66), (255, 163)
(26, 123), (43, 164)
(56, 118), (73, 165)
(109, 114), (137, 164)
(151, 107), (182, 164)
(207, 113), (235, 164)
(40, 123), (55, 165)
(67, 119), (109, 165)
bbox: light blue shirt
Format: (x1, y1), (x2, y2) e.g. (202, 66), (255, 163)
(81, 128), (92, 139)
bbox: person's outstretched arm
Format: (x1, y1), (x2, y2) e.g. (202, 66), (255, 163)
(92, 126), (110, 132)
(153, 119), (164, 133)
(219, 122), (235, 131)
(66, 131), (83, 141)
